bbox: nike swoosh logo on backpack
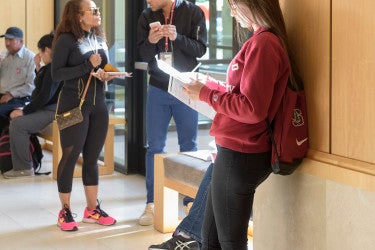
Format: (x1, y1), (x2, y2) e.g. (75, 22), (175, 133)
(296, 138), (308, 146)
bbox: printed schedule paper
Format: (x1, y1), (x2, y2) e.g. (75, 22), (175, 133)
(156, 59), (216, 119)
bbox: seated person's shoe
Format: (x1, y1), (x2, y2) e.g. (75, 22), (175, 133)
(3, 169), (34, 179)
(148, 234), (199, 250)
(82, 202), (116, 226)
(138, 202), (154, 226)
(57, 206), (78, 231)
(184, 201), (193, 215)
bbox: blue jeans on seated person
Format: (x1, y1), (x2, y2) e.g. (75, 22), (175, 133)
(145, 85), (198, 204)
(177, 163), (213, 245)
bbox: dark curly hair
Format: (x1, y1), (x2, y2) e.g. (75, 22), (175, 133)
(53, 0), (105, 48)
(37, 31), (54, 52)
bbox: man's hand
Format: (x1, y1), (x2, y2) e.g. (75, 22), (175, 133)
(148, 25), (164, 44)
(161, 25), (177, 41)
(0, 93), (13, 104)
(10, 109), (23, 120)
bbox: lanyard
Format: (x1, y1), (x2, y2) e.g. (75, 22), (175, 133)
(163, 1), (175, 52)
(87, 34), (98, 53)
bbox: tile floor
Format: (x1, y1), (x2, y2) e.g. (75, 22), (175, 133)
(0, 147), (253, 250)
(0, 151), (171, 250)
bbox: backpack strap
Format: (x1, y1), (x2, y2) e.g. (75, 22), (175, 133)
(265, 118), (281, 174)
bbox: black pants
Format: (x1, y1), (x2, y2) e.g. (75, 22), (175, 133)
(201, 145), (272, 250)
(57, 100), (108, 193)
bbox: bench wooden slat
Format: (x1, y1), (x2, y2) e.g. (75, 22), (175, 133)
(38, 115), (126, 180)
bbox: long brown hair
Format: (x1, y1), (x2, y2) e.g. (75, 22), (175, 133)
(53, 0), (105, 48)
(228, 0), (300, 89)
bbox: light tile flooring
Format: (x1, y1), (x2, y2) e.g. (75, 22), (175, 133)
(0, 139), (253, 250)
(0, 151), (171, 250)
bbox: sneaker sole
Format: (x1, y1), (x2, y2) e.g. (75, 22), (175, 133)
(3, 174), (35, 179)
(138, 220), (153, 226)
(82, 218), (116, 226)
(148, 246), (199, 250)
(57, 223), (78, 231)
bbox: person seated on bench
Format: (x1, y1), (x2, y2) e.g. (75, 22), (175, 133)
(149, 163), (213, 250)
(0, 26), (36, 134)
(3, 32), (62, 178)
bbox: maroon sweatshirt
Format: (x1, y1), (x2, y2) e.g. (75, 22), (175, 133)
(200, 27), (290, 153)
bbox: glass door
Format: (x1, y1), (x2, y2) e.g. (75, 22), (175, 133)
(156, 0), (235, 152)
(55, 0), (127, 172)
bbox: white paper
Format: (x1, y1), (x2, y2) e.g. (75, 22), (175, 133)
(92, 72), (132, 78)
(156, 58), (216, 119)
(157, 59), (191, 83)
(182, 150), (214, 162)
(168, 77), (216, 119)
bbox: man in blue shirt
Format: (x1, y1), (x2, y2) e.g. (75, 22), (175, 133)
(0, 27), (36, 133)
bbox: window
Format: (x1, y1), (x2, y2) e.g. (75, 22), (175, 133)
(194, 0), (233, 124)
(197, 0), (233, 73)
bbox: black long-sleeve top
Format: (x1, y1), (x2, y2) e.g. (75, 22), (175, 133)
(22, 63), (62, 115)
(51, 31), (108, 110)
(137, 0), (207, 91)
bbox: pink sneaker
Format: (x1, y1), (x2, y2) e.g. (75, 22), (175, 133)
(57, 206), (78, 231)
(82, 202), (116, 226)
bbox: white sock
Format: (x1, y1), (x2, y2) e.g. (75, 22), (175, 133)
(177, 231), (191, 239)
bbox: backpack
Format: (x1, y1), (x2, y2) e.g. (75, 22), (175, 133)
(0, 128), (12, 174)
(266, 77), (308, 175)
(29, 134), (44, 173)
(0, 126), (46, 174)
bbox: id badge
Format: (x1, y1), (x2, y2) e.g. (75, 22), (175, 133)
(159, 52), (173, 66)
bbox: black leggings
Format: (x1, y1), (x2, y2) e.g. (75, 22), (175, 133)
(201, 145), (272, 250)
(57, 101), (108, 193)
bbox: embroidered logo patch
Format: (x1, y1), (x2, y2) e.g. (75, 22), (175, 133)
(292, 109), (304, 127)
(231, 63), (239, 71)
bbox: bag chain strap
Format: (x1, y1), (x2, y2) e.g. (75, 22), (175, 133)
(55, 69), (95, 119)
(79, 69), (94, 109)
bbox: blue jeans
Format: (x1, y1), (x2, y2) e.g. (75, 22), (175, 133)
(177, 163), (213, 244)
(145, 85), (198, 203)
(201, 145), (272, 250)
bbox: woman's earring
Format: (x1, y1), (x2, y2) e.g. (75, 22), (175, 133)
(80, 19), (83, 22)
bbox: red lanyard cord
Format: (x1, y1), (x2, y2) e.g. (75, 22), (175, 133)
(164, 1), (175, 52)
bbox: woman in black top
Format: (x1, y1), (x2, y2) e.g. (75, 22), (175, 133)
(52, 0), (117, 231)
(3, 32), (62, 179)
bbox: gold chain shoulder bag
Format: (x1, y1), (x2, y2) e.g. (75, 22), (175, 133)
(55, 70), (94, 130)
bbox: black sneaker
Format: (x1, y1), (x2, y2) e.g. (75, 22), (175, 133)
(148, 234), (199, 250)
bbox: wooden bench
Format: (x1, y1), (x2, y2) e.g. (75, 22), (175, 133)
(154, 153), (211, 233)
(38, 115), (126, 180)
(154, 153), (254, 237)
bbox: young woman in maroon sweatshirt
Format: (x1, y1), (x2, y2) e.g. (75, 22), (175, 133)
(183, 0), (300, 249)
